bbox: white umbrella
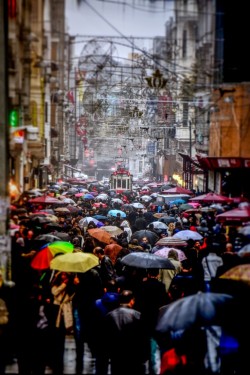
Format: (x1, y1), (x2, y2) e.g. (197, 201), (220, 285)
(173, 230), (203, 241)
(131, 202), (145, 209)
(154, 247), (187, 262)
(61, 197), (75, 204)
(96, 194), (109, 200)
(238, 225), (250, 236)
(79, 216), (102, 227)
(111, 198), (124, 204)
(141, 195), (152, 202)
(147, 221), (168, 230)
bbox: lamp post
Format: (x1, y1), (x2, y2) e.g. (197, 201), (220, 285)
(145, 69), (168, 181)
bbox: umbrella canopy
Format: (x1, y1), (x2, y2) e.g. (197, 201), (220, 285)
(96, 194), (109, 200)
(54, 207), (70, 213)
(80, 216), (104, 227)
(92, 215), (108, 220)
(88, 228), (112, 244)
(82, 193), (95, 200)
(50, 252), (99, 273)
(179, 203), (195, 212)
(131, 229), (159, 246)
(44, 222), (64, 233)
(51, 231), (71, 241)
(45, 241), (74, 256)
(131, 202), (145, 209)
(102, 225), (123, 236)
(147, 221), (168, 230)
(61, 198), (76, 204)
(215, 207), (250, 223)
(104, 243), (123, 265)
(140, 195), (152, 202)
(111, 198), (124, 205)
(220, 264), (250, 286)
(31, 248), (53, 270)
(169, 198), (186, 205)
(155, 291), (234, 333)
(158, 216), (178, 224)
(237, 244), (250, 258)
(34, 234), (62, 243)
(121, 252), (176, 270)
(74, 192), (85, 198)
(173, 230), (203, 241)
(108, 209), (126, 218)
(163, 186), (193, 195)
(155, 237), (187, 247)
(189, 192), (232, 203)
(154, 247), (187, 262)
(238, 225), (250, 236)
(92, 202), (108, 208)
(28, 195), (64, 204)
(66, 205), (80, 213)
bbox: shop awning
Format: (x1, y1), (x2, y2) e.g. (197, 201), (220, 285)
(178, 153), (205, 175)
(196, 156), (250, 170)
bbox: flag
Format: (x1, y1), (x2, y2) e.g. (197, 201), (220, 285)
(67, 90), (75, 104)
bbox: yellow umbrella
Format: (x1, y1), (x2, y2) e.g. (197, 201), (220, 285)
(50, 252), (99, 273)
(220, 264), (250, 286)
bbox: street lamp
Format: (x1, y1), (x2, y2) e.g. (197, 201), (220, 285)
(145, 69), (168, 181)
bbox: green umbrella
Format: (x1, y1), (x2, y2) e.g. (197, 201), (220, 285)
(47, 241), (74, 256)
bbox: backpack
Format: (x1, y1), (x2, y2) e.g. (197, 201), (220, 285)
(0, 298), (9, 325)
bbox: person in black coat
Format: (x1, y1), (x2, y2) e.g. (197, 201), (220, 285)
(105, 290), (148, 375)
(134, 268), (170, 375)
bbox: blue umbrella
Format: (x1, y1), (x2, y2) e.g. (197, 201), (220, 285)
(107, 209), (126, 218)
(93, 215), (108, 220)
(169, 199), (185, 205)
(83, 193), (95, 200)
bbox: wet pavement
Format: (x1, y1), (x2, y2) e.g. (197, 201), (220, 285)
(5, 335), (98, 374)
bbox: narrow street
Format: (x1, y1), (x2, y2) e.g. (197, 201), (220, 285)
(5, 336), (97, 374)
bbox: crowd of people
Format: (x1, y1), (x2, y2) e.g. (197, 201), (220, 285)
(1, 182), (250, 374)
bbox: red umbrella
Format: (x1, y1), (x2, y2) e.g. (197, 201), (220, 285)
(28, 195), (64, 204)
(189, 192), (233, 203)
(92, 202), (107, 208)
(30, 248), (53, 270)
(216, 207), (250, 223)
(163, 186), (193, 195)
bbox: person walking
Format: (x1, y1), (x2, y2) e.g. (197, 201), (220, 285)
(134, 268), (169, 375)
(105, 290), (148, 375)
(72, 268), (103, 375)
(159, 249), (183, 293)
(50, 271), (75, 375)
(201, 242), (223, 292)
(93, 247), (117, 288)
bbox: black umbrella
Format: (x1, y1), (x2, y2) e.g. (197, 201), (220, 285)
(121, 252), (175, 270)
(33, 234), (62, 248)
(51, 231), (71, 241)
(159, 216), (178, 224)
(44, 223), (64, 232)
(155, 292), (235, 334)
(131, 229), (159, 246)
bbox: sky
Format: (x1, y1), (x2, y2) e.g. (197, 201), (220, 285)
(65, 0), (174, 59)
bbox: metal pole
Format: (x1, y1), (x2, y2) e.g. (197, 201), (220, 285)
(189, 120), (192, 189)
(0, 0), (12, 280)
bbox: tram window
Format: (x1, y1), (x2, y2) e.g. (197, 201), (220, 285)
(114, 180), (116, 189)
(122, 179), (127, 189)
(117, 179), (121, 188)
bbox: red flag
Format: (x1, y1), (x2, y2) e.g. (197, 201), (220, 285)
(67, 90), (74, 104)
